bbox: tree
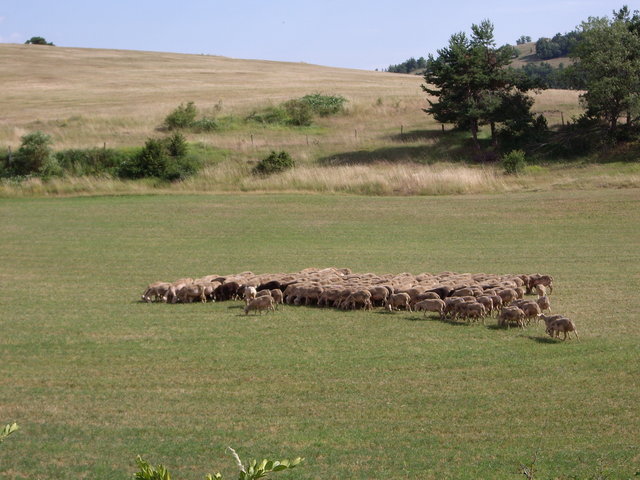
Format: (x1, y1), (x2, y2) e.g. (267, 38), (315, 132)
(570, 11), (640, 134)
(423, 20), (540, 151)
(24, 36), (54, 46)
(516, 35), (532, 45)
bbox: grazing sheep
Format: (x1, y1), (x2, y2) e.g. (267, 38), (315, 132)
(386, 292), (412, 312)
(141, 282), (171, 303)
(414, 298), (445, 318)
(498, 306), (526, 329)
(519, 301), (542, 325)
(244, 296), (275, 315)
(270, 289), (284, 308)
(242, 285), (257, 304)
(547, 317), (578, 341)
(497, 288), (518, 306)
(176, 283), (207, 303)
(536, 295), (551, 313)
(534, 284), (547, 297)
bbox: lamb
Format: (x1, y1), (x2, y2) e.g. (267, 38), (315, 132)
(270, 289), (284, 308)
(244, 295), (275, 315)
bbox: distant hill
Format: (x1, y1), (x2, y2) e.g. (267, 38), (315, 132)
(510, 42), (572, 68)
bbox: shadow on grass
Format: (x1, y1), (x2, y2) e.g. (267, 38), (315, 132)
(526, 335), (561, 344)
(317, 129), (481, 166)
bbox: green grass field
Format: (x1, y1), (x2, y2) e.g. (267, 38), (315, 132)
(1, 189), (639, 479)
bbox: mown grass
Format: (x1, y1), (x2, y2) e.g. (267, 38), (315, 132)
(1, 190), (639, 479)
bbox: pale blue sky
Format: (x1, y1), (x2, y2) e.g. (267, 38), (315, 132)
(1, 1), (637, 70)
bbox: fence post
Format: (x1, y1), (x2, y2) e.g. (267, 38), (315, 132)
(560, 111), (565, 126)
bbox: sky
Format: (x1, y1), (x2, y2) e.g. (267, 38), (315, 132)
(1, 0), (638, 70)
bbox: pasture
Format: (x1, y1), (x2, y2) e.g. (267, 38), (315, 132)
(1, 189), (639, 479)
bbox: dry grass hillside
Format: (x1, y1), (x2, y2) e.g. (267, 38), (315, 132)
(1, 43), (580, 149)
(6, 43), (630, 198)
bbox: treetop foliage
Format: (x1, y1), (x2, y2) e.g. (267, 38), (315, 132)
(24, 36), (54, 46)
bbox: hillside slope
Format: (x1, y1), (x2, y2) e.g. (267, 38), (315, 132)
(0, 43), (425, 146)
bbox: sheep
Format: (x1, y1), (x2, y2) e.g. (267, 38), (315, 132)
(547, 317), (578, 341)
(176, 283), (207, 303)
(341, 290), (373, 310)
(519, 301), (542, 325)
(540, 314), (578, 341)
(536, 295), (551, 313)
(242, 285), (257, 304)
(497, 288), (518, 306)
(385, 292), (412, 312)
(244, 295), (275, 315)
(498, 306), (526, 329)
(414, 298), (445, 318)
(270, 289), (284, 308)
(534, 284), (547, 297)
(456, 302), (487, 323)
(141, 282), (171, 303)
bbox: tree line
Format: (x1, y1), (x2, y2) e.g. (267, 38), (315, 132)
(422, 5), (640, 156)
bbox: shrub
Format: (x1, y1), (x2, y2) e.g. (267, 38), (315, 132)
(252, 151), (295, 175)
(164, 102), (198, 130)
(501, 149), (527, 174)
(283, 99), (313, 126)
(192, 117), (219, 132)
(118, 135), (200, 181)
(54, 148), (127, 176)
(10, 131), (54, 176)
(246, 107), (290, 125)
(300, 93), (347, 116)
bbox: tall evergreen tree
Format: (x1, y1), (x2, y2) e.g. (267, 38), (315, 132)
(422, 20), (539, 151)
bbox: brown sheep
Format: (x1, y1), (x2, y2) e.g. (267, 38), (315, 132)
(141, 282), (171, 303)
(244, 296), (275, 315)
(536, 296), (551, 313)
(497, 288), (518, 306)
(414, 298), (445, 318)
(546, 317), (578, 341)
(498, 306), (526, 329)
(386, 292), (412, 312)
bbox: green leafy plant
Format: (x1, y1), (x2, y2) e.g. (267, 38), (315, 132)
(300, 93), (347, 116)
(252, 151), (295, 176)
(164, 102), (198, 130)
(134, 447), (303, 480)
(134, 456), (171, 480)
(282, 99), (313, 126)
(10, 131), (54, 176)
(118, 134), (200, 181)
(501, 149), (526, 175)
(1, 423), (19, 444)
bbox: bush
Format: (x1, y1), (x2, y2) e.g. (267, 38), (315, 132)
(252, 151), (295, 175)
(192, 117), (218, 132)
(283, 99), (313, 126)
(10, 131), (54, 176)
(118, 134), (200, 181)
(246, 107), (290, 125)
(501, 149), (527, 174)
(54, 148), (127, 176)
(300, 93), (347, 116)
(164, 102), (198, 130)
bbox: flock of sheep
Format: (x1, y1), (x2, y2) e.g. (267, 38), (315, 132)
(141, 267), (578, 341)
